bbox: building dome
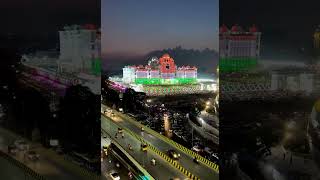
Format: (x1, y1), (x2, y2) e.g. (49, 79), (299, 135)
(231, 24), (240, 32)
(249, 24), (258, 32)
(83, 24), (96, 30)
(219, 24), (229, 33)
(162, 54), (170, 58)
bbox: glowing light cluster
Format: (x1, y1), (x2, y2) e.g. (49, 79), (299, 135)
(123, 54), (198, 85)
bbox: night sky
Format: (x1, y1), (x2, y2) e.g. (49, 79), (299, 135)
(221, 0), (320, 61)
(0, 0), (100, 47)
(102, 0), (218, 56)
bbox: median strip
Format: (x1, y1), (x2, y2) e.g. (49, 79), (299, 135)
(102, 113), (200, 180)
(113, 110), (219, 173)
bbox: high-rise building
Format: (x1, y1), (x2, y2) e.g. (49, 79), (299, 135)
(219, 24), (261, 72)
(58, 24), (101, 74)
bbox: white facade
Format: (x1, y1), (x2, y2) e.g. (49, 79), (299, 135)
(161, 73), (175, 79)
(149, 70), (160, 78)
(122, 67), (136, 84)
(136, 70), (148, 78)
(58, 25), (99, 73)
(220, 33), (261, 58)
(185, 70), (197, 78)
(176, 70), (185, 78)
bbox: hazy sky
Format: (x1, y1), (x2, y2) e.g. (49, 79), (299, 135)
(102, 0), (218, 55)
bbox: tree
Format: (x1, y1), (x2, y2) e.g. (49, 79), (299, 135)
(59, 85), (100, 155)
(11, 88), (50, 144)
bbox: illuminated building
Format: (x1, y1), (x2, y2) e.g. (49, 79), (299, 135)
(123, 54), (197, 85)
(117, 54), (215, 96)
(58, 24), (101, 75)
(219, 24), (261, 72)
(21, 24), (101, 95)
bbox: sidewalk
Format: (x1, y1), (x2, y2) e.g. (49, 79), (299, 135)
(0, 126), (99, 180)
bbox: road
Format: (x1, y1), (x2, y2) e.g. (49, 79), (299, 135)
(0, 126), (97, 180)
(101, 104), (218, 180)
(101, 117), (187, 180)
(101, 136), (130, 180)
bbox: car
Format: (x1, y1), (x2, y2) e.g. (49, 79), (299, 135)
(14, 140), (29, 151)
(141, 143), (148, 151)
(212, 153), (219, 160)
(26, 151), (40, 161)
(8, 145), (18, 155)
(109, 171), (120, 180)
(117, 128), (123, 133)
(192, 145), (204, 154)
(167, 149), (180, 159)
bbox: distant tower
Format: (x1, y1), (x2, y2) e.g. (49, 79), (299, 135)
(58, 24), (100, 74)
(219, 24), (261, 72)
(159, 54), (176, 79)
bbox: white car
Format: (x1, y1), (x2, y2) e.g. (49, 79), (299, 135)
(109, 171), (120, 180)
(14, 140), (29, 151)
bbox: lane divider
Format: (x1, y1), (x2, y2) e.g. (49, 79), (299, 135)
(111, 111), (219, 173)
(102, 114), (200, 180)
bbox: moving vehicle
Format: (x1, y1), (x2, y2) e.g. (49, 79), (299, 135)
(141, 143), (148, 152)
(193, 157), (199, 164)
(167, 149), (180, 159)
(109, 171), (120, 180)
(26, 151), (40, 161)
(118, 128), (123, 133)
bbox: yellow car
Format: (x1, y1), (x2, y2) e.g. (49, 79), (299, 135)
(141, 143), (148, 151)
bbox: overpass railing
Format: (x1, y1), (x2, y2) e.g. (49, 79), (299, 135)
(102, 113), (201, 180)
(111, 110), (219, 174)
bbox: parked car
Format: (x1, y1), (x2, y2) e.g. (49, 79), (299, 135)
(14, 140), (29, 151)
(141, 143), (148, 152)
(167, 149), (180, 159)
(109, 171), (120, 180)
(26, 151), (40, 161)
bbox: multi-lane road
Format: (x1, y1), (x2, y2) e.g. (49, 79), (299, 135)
(101, 116), (187, 180)
(0, 127), (96, 180)
(101, 104), (219, 180)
